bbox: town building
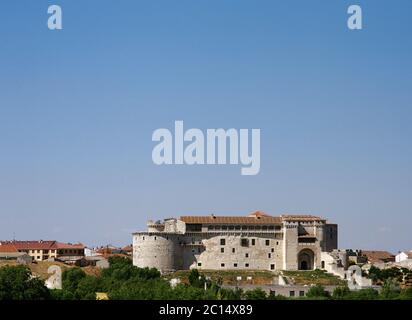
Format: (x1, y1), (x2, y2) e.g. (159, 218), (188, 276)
(0, 240), (85, 263)
(132, 211), (338, 273)
(395, 251), (412, 263)
(361, 250), (395, 265)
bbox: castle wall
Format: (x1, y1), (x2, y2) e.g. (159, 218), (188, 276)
(324, 224), (338, 252)
(283, 223), (298, 270)
(132, 216), (337, 272)
(179, 234), (282, 271)
(133, 233), (182, 273)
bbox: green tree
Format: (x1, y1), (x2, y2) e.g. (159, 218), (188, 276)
(367, 265), (382, 283)
(348, 288), (379, 300)
(0, 265), (50, 300)
(76, 275), (104, 300)
(332, 285), (350, 299)
(243, 288), (267, 300)
(62, 267), (86, 294)
(399, 287), (412, 300)
(380, 278), (401, 299)
(188, 269), (207, 288)
(306, 284), (329, 298)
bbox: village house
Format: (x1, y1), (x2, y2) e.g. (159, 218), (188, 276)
(395, 251), (412, 263)
(0, 240), (85, 264)
(361, 250), (395, 265)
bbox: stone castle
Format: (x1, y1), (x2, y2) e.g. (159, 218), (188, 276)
(132, 211), (337, 273)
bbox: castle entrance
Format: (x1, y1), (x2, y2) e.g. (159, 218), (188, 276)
(298, 249), (315, 270)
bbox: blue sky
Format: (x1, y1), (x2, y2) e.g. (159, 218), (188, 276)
(0, 1), (411, 251)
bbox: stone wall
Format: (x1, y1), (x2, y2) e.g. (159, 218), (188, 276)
(133, 233), (182, 272)
(187, 234), (283, 271)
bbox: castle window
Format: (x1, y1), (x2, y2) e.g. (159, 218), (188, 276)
(262, 226), (267, 231)
(228, 225), (234, 230)
(241, 225), (247, 230)
(265, 240), (270, 246)
(245, 263), (249, 268)
(221, 248), (224, 253)
(268, 226), (274, 230)
(234, 263), (238, 268)
(221, 263), (225, 267)
(276, 241), (279, 245)
(235, 225), (241, 230)
(154, 237), (157, 240)
(299, 291), (305, 297)
(208, 225), (214, 230)
(289, 291), (295, 297)
(268, 253), (271, 258)
(232, 248), (235, 253)
(142, 236), (145, 240)
(198, 262), (202, 267)
(187, 224), (202, 232)
(245, 253), (249, 258)
(270, 264), (275, 270)
(222, 226), (228, 230)
(271, 248), (274, 253)
(220, 239), (226, 246)
(251, 239), (255, 246)
(241, 238), (249, 247)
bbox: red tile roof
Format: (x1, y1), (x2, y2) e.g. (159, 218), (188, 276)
(55, 242), (85, 250)
(0, 243), (18, 253)
(362, 250), (395, 263)
(0, 240), (84, 250)
(180, 215), (282, 225)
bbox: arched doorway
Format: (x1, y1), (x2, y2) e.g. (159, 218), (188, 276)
(298, 249), (315, 270)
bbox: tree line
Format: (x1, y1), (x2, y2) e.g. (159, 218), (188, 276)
(1, 258), (412, 300)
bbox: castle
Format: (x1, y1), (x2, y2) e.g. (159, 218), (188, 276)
(132, 211), (337, 273)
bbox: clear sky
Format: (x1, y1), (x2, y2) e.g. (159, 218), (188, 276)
(0, 1), (411, 251)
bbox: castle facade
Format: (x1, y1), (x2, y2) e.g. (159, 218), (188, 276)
(132, 211), (337, 273)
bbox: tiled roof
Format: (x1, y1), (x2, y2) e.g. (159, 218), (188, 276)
(55, 242), (85, 250)
(362, 250), (395, 263)
(280, 215), (324, 221)
(0, 243), (18, 253)
(180, 211), (324, 225)
(6, 240), (57, 250)
(0, 240), (84, 250)
(122, 245), (133, 252)
(180, 215), (282, 225)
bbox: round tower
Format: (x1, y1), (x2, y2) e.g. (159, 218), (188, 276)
(133, 233), (180, 273)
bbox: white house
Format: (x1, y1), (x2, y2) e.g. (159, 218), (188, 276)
(395, 251), (412, 263)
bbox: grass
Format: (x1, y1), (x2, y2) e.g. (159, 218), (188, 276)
(282, 269), (346, 286)
(0, 260), (100, 280)
(167, 269), (279, 285)
(166, 269), (345, 286)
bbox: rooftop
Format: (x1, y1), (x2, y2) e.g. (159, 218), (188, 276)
(0, 240), (85, 250)
(362, 250), (395, 263)
(180, 211), (325, 225)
